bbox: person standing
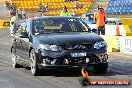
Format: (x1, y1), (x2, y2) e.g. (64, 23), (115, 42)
(17, 7), (22, 20)
(5, 1), (10, 9)
(94, 6), (106, 35)
(22, 9), (26, 20)
(45, 3), (49, 11)
(11, 3), (16, 14)
(10, 12), (17, 35)
(38, 3), (43, 12)
(71, 9), (75, 16)
(41, 7), (46, 16)
(74, 2), (79, 9)
(60, 6), (71, 16)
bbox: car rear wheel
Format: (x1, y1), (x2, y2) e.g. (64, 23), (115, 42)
(12, 51), (19, 68)
(30, 49), (40, 76)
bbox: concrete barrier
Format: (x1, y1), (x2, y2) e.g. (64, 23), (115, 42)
(101, 35), (132, 55)
(120, 37), (132, 55)
(121, 18), (132, 26)
(101, 35), (121, 52)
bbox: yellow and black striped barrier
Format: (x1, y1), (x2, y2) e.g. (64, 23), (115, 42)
(0, 20), (10, 28)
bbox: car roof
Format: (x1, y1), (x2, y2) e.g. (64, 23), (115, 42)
(81, 13), (94, 17)
(27, 16), (78, 21)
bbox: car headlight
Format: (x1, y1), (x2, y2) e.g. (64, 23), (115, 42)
(94, 41), (107, 49)
(50, 45), (59, 51)
(39, 44), (62, 52)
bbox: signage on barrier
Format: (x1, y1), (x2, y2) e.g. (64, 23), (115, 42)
(116, 38), (120, 49)
(3, 22), (10, 27)
(122, 38), (132, 54)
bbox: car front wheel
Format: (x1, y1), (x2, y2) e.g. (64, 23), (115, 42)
(94, 63), (108, 73)
(30, 49), (40, 76)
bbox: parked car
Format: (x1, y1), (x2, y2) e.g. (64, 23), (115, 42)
(11, 16), (108, 76)
(105, 18), (122, 25)
(80, 13), (95, 24)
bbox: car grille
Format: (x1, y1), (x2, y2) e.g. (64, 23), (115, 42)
(60, 44), (93, 50)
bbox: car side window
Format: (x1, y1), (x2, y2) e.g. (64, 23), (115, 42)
(16, 22), (26, 33)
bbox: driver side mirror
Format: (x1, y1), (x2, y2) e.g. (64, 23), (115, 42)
(91, 28), (98, 34)
(19, 32), (28, 38)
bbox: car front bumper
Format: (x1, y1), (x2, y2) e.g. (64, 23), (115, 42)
(36, 48), (108, 69)
(38, 62), (108, 71)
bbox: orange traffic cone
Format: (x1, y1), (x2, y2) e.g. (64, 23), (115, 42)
(115, 25), (120, 36)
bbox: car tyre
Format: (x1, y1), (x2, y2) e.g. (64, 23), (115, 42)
(94, 64), (108, 73)
(12, 50), (19, 68)
(96, 67), (108, 73)
(30, 49), (40, 76)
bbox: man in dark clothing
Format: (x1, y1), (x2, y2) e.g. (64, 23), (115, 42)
(11, 3), (16, 14)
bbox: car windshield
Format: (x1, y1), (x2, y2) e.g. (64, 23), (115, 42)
(32, 18), (91, 34)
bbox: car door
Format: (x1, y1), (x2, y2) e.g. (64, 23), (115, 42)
(17, 20), (30, 62)
(15, 23), (25, 59)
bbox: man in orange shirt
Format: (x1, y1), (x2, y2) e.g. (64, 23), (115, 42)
(94, 7), (106, 35)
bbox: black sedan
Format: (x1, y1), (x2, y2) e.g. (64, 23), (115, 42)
(11, 16), (108, 76)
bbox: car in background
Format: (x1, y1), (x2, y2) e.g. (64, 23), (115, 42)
(105, 18), (122, 25)
(80, 13), (122, 25)
(11, 16), (108, 76)
(80, 13), (95, 24)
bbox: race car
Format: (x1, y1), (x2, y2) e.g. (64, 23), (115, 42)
(11, 16), (108, 76)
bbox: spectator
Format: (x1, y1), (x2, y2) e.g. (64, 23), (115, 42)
(41, 7), (46, 16)
(10, 12), (17, 34)
(5, 1), (10, 8)
(38, 3), (43, 12)
(79, 3), (83, 8)
(74, 2), (83, 9)
(71, 9), (75, 16)
(94, 6), (107, 35)
(17, 7), (22, 20)
(11, 3), (16, 14)
(45, 3), (49, 11)
(22, 9), (26, 20)
(60, 6), (71, 16)
(74, 2), (79, 9)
